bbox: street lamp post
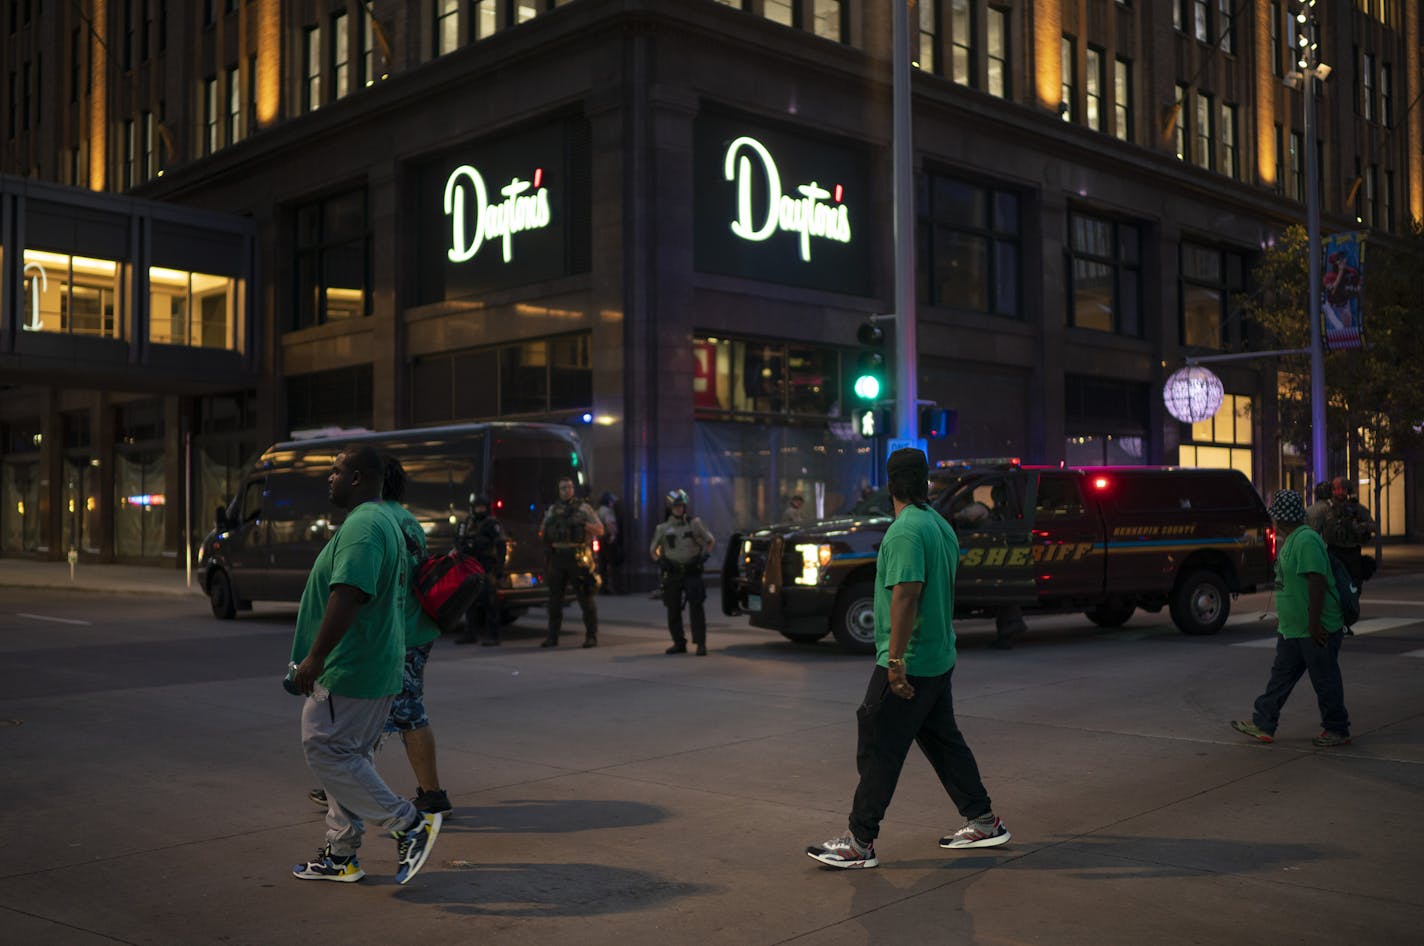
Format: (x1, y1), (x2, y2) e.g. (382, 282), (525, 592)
(1292, 2), (1330, 485)
(891, 0), (918, 444)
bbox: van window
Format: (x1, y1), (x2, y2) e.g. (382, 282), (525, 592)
(1112, 472), (1262, 513)
(236, 479), (264, 523)
(392, 445), (481, 541)
(489, 430), (580, 527)
(266, 467), (335, 546)
(1035, 474), (1087, 519)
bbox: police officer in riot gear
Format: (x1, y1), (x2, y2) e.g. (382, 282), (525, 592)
(650, 488), (716, 655)
(540, 476), (604, 648)
(456, 493), (506, 646)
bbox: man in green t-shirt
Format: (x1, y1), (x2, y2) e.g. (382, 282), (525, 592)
(289, 446), (442, 885)
(1232, 489), (1352, 748)
(808, 448), (1010, 870)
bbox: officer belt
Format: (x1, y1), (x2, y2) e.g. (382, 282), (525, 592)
(550, 542), (586, 549)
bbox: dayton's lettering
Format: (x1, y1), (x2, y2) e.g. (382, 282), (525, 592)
(722, 136), (851, 262)
(444, 165), (552, 264)
(22, 262), (47, 331)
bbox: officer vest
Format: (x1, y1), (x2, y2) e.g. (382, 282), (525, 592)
(545, 502), (587, 545)
(657, 517), (707, 565)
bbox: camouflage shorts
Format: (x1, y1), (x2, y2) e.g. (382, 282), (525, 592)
(383, 641), (434, 734)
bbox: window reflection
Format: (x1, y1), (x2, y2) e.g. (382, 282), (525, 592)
(149, 267), (243, 350)
(21, 249), (124, 339)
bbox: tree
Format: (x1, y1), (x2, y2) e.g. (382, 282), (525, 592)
(1241, 223), (1424, 550)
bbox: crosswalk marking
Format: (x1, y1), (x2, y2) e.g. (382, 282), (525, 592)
(1231, 616), (1421, 649)
(1357, 599), (1424, 607)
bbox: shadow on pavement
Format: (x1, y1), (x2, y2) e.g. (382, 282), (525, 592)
(444, 798), (667, 834)
(1025, 833), (1342, 879)
(395, 861), (710, 916)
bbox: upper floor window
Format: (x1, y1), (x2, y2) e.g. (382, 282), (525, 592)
(202, 76), (218, 155)
(302, 25), (322, 112)
(950, 0), (974, 86)
(1364, 164), (1379, 229)
(332, 11), (350, 99)
(21, 249), (125, 340)
(1288, 130), (1302, 200)
(918, 172), (1022, 319)
(1380, 63), (1392, 126)
(811, 0), (844, 42)
(986, 7), (1008, 98)
(1180, 241), (1246, 349)
(471, 0), (497, 41)
(1269, 1), (1281, 75)
(915, 0), (938, 72)
(1061, 36), (1076, 122)
(1174, 84), (1188, 160)
(1194, 91), (1214, 169)
(1216, 0), (1234, 53)
(434, 0), (458, 56)
(1192, 0), (1209, 43)
(763, 0), (793, 28)
(1219, 102), (1238, 178)
(226, 65), (240, 145)
(1113, 57), (1132, 142)
(1067, 212), (1141, 337)
(293, 189), (370, 330)
(1362, 52), (1375, 120)
(1085, 46), (1104, 132)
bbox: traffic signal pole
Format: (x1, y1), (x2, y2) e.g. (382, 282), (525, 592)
(891, 0), (918, 444)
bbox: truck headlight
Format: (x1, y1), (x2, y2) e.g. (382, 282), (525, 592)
(793, 543), (833, 585)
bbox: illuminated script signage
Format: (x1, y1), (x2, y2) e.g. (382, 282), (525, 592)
(22, 262), (48, 331)
(724, 136), (852, 262)
(443, 165), (552, 264)
(695, 111), (871, 296)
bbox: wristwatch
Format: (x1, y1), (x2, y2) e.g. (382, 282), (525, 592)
(886, 657), (905, 671)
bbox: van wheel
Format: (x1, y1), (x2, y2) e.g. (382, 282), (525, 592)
(1170, 570), (1229, 635)
(830, 582), (877, 655)
(1085, 603), (1136, 628)
(781, 631), (829, 645)
(208, 569), (237, 620)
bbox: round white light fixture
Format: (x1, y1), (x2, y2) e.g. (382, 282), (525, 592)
(1163, 366), (1225, 423)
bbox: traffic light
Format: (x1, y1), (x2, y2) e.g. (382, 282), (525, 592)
(853, 321), (886, 402)
(920, 406), (957, 440)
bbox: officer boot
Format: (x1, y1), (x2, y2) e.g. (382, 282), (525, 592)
(582, 633), (597, 648)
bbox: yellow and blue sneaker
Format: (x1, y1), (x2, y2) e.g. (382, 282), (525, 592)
(292, 844), (365, 883)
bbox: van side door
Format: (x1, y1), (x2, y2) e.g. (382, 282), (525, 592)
(1029, 472), (1104, 601)
(945, 471), (1035, 606)
(223, 478), (267, 603)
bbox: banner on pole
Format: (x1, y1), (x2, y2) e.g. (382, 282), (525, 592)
(1322, 231), (1364, 351)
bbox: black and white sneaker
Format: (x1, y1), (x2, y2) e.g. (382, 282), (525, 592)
(806, 834), (878, 869)
(308, 788), (328, 807)
(393, 812), (443, 884)
(940, 815), (1011, 849)
(292, 845), (365, 882)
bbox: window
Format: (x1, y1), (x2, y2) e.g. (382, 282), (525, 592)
(1194, 91), (1213, 169)
(434, 0), (458, 56)
(332, 11), (349, 99)
(360, 9), (376, 85)
(123, 0), (134, 69)
(149, 268), (242, 350)
(1216, 0), (1233, 53)
(1113, 57), (1132, 141)
(1269, 0), (1281, 75)
(915, 0), (937, 72)
(1219, 103), (1237, 178)
(1288, 131), (1302, 200)
(1174, 84), (1188, 161)
(691, 335), (854, 419)
(811, 0), (843, 42)
(1180, 242), (1246, 349)
(246, 54), (257, 132)
(918, 173), (1021, 318)
(1061, 36), (1075, 122)
(121, 119), (135, 189)
(1362, 52), (1375, 121)
(1364, 164), (1378, 229)
(302, 25), (321, 113)
(226, 65), (240, 145)
(1180, 393), (1253, 481)
(1067, 212), (1140, 336)
(986, 7), (1008, 98)
(411, 333), (592, 424)
(1085, 47), (1103, 131)
(1193, 0), (1209, 43)
(69, 28), (79, 103)
(141, 0), (151, 61)
(21, 249), (124, 339)
(471, 0), (497, 41)
(950, 0), (973, 85)
(1383, 170), (1394, 233)
(763, 0), (792, 27)
(141, 111), (154, 179)
(202, 75), (218, 155)
(1380, 63), (1392, 126)
(293, 189), (370, 330)
(286, 366), (373, 432)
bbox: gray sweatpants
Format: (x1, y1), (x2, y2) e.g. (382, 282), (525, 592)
(300, 693), (418, 858)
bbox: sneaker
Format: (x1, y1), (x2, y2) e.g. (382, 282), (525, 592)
(308, 788), (328, 807)
(806, 834), (878, 869)
(393, 811), (443, 884)
(1312, 730), (1352, 748)
(292, 845), (365, 883)
(1231, 719), (1275, 744)
(413, 787), (452, 815)
(940, 815), (1011, 849)
(540, 637), (559, 648)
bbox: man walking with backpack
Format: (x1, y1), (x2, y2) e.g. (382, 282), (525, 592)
(1232, 489), (1352, 749)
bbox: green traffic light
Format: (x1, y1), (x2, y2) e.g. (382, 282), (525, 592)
(854, 374), (882, 400)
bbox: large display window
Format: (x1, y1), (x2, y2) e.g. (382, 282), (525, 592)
(20, 249), (125, 339)
(149, 267), (245, 350)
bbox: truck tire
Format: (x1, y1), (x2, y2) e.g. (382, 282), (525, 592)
(1085, 603), (1136, 628)
(781, 631), (830, 645)
(208, 569), (237, 620)
(830, 582), (877, 655)
(1170, 570), (1230, 635)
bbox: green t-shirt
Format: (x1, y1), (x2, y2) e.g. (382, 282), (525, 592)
(289, 500), (407, 698)
(382, 500), (441, 649)
(874, 503), (958, 676)
(1273, 524), (1343, 638)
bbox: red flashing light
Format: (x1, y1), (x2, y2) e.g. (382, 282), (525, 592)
(1266, 526), (1277, 561)
(533, 167), (543, 188)
(834, 183), (844, 203)
(1092, 477), (1110, 490)
(495, 499), (504, 510)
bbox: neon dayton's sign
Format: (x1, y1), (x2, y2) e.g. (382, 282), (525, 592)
(22, 262), (48, 331)
(723, 136), (851, 262)
(443, 165), (551, 264)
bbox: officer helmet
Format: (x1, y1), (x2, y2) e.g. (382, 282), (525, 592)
(470, 492), (490, 511)
(666, 488), (689, 507)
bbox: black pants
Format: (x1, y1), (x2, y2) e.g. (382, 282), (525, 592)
(661, 569), (707, 646)
(849, 664), (992, 844)
(463, 581), (500, 640)
(547, 555), (597, 638)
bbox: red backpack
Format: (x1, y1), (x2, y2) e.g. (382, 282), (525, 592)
(404, 538), (486, 633)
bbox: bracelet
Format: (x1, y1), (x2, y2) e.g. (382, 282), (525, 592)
(886, 657), (905, 671)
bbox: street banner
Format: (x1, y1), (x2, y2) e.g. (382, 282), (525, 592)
(1322, 231), (1364, 351)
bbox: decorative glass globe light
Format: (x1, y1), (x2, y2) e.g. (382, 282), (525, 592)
(1162, 366), (1225, 423)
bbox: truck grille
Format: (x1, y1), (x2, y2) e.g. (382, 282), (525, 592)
(742, 537), (773, 587)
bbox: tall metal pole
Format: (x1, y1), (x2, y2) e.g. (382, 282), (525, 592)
(1302, 15), (1327, 485)
(891, 0), (918, 443)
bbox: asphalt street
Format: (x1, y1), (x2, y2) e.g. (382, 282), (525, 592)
(2, 579), (1422, 946)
